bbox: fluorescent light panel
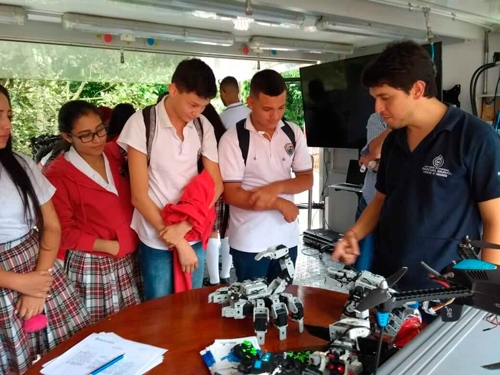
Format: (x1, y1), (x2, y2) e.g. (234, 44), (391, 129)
(111, 0), (305, 28)
(62, 13), (234, 46)
(316, 18), (428, 40)
(248, 36), (353, 55)
(369, 0), (500, 28)
(0, 5), (27, 25)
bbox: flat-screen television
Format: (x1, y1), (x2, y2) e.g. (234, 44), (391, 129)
(300, 42), (442, 148)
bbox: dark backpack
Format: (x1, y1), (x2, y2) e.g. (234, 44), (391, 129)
(120, 105), (204, 176)
(220, 118), (297, 238)
(235, 118), (296, 165)
(121, 105), (204, 172)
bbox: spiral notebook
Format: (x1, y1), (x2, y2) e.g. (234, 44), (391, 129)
(41, 332), (167, 375)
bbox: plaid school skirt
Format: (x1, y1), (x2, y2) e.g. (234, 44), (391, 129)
(64, 250), (143, 324)
(0, 231), (90, 374)
(212, 196), (228, 233)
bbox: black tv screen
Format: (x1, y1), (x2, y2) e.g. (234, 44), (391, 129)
(300, 42), (442, 148)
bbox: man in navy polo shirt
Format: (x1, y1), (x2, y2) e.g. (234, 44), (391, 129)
(333, 40), (500, 291)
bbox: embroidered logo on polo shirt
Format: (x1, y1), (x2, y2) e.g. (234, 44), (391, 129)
(422, 154), (452, 178)
(284, 143), (294, 157)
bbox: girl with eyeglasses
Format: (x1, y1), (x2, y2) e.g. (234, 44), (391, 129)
(0, 86), (90, 374)
(44, 100), (142, 323)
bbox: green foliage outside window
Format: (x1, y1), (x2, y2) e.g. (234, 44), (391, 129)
(4, 69), (304, 156)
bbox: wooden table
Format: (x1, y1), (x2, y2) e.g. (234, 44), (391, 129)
(28, 285), (347, 374)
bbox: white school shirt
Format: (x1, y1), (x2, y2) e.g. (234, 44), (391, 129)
(117, 97), (219, 250)
(218, 116), (312, 253)
(219, 103), (251, 130)
(65, 147), (118, 195)
(0, 152), (55, 244)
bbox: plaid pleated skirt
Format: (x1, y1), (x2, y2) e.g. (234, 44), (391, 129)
(212, 196), (228, 233)
(0, 231), (90, 374)
(64, 250), (143, 324)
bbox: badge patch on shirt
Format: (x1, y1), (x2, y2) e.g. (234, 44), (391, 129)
(284, 143), (294, 157)
(422, 154), (452, 178)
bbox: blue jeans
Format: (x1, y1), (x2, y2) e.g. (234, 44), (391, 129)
(139, 241), (206, 300)
(354, 196), (374, 271)
(230, 246), (298, 282)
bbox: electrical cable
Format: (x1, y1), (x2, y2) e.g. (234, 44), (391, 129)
(431, 279), (450, 288)
(470, 62), (499, 116)
(373, 325), (384, 375)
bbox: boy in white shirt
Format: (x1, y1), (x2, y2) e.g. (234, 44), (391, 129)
(118, 59), (223, 299)
(219, 76), (251, 130)
(218, 69), (313, 282)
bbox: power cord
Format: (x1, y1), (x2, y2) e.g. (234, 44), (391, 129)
(373, 311), (390, 375)
(374, 325), (384, 375)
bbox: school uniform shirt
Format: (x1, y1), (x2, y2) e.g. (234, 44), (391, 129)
(44, 148), (137, 260)
(0, 152), (55, 244)
(117, 97), (219, 250)
(218, 115), (312, 253)
(219, 102), (251, 130)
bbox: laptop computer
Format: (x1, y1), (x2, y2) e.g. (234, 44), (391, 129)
(330, 160), (365, 192)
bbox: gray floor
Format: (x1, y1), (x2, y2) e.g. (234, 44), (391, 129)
(205, 239), (347, 294)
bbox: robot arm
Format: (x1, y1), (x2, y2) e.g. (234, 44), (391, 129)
(255, 245), (289, 261)
(255, 245), (295, 295)
(269, 295), (289, 340)
(281, 292), (304, 333)
(208, 287), (230, 303)
(253, 299), (269, 345)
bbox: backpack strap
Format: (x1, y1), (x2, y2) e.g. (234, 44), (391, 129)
(142, 105), (156, 166)
(237, 118), (297, 165)
(236, 118), (250, 165)
(280, 119), (296, 151)
(193, 117), (204, 173)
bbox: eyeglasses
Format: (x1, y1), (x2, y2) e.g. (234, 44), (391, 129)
(70, 124), (108, 143)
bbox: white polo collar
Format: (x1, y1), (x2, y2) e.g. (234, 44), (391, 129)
(156, 95), (195, 130)
(245, 115), (284, 133)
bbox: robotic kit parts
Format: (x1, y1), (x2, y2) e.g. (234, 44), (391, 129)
(230, 340), (362, 375)
(209, 245), (304, 345)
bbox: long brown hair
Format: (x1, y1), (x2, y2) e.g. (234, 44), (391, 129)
(0, 85), (44, 236)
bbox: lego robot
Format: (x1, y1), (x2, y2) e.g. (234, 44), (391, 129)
(325, 267), (403, 338)
(208, 245), (304, 345)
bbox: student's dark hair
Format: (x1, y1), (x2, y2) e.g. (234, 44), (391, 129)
(220, 76), (239, 91)
(108, 103), (135, 138)
(362, 40), (437, 98)
(250, 69), (286, 98)
(57, 100), (102, 151)
(0, 85), (44, 237)
(201, 104), (226, 144)
(171, 58), (217, 99)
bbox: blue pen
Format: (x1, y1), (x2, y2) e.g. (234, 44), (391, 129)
(89, 353), (125, 375)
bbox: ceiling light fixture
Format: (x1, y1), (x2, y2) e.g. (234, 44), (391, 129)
(316, 18), (428, 40)
(369, 0), (500, 29)
(0, 5), (27, 25)
(112, 0), (304, 28)
(62, 13), (235, 46)
(248, 36), (354, 55)
(233, 16), (254, 31)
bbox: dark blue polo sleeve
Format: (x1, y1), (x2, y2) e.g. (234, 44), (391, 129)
(375, 130), (396, 196)
(465, 124), (500, 203)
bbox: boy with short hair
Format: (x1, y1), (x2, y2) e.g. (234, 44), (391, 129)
(118, 58), (223, 299)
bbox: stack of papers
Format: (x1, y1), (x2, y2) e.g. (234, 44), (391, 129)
(200, 336), (261, 375)
(41, 332), (167, 375)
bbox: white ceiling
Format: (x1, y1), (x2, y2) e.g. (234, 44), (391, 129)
(0, 0), (497, 63)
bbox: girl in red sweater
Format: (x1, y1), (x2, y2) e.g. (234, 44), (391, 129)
(45, 100), (142, 323)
